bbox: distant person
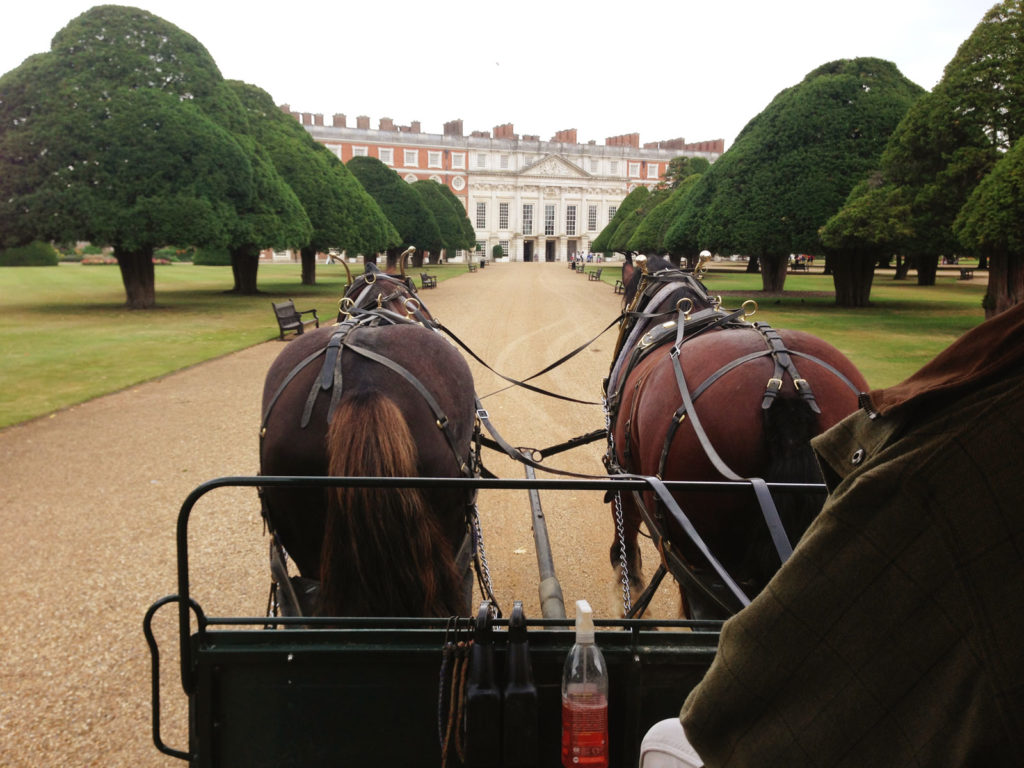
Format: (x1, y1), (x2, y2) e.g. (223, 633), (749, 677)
(641, 301), (1024, 767)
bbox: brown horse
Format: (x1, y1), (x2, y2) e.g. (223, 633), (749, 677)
(259, 263), (478, 617)
(605, 255), (869, 619)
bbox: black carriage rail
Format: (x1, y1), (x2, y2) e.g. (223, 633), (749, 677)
(146, 474), (826, 767)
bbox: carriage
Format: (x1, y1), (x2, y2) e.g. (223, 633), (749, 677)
(144, 253), (867, 765)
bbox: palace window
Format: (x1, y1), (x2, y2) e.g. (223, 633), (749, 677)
(544, 204), (556, 236)
(590, 158), (599, 173)
(499, 240), (509, 257)
(609, 161), (618, 175)
(475, 240), (486, 253)
(476, 202), (487, 229)
(500, 155), (509, 169)
(647, 162), (659, 178)
(351, 146), (368, 157)
(608, 205), (617, 222)
(428, 151), (442, 168)
(522, 204), (533, 235)
(566, 205), (577, 236)
(403, 149), (419, 167)
(451, 153), (466, 169)
(588, 205), (598, 232)
(628, 162), (641, 177)
(499, 202), (509, 230)
(378, 147), (394, 165)
(476, 153), (488, 168)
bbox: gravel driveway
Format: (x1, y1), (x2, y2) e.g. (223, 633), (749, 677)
(0, 261), (677, 767)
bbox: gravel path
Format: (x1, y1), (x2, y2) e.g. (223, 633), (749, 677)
(0, 261), (676, 767)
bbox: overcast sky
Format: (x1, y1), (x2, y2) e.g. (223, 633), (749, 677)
(0, 0), (999, 149)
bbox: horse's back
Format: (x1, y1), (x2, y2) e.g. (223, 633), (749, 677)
(259, 321), (476, 581)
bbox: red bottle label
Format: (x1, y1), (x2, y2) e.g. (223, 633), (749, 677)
(561, 694), (608, 767)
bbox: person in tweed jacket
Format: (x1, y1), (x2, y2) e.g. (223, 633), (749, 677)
(641, 301), (1024, 767)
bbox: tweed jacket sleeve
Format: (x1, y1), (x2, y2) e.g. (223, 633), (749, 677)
(679, 361), (1024, 767)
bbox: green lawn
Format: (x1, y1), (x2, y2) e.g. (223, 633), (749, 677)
(0, 262), (462, 429)
(0, 261), (990, 429)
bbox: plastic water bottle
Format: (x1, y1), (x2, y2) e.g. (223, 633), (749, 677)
(561, 600), (609, 767)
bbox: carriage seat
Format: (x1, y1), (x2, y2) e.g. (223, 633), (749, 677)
(272, 300), (319, 340)
(420, 272), (437, 288)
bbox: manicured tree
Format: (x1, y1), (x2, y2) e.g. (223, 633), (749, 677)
(229, 81), (398, 287)
(663, 156), (710, 188)
(0, 6), (308, 307)
(412, 180), (474, 264)
(954, 135), (1024, 316)
(346, 156), (443, 270)
(627, 177), (702, 264)
(437, 184), (477, 256)
(609, 188), (671, 259)
(665, 58), (922, 292)
(829, 1), (1024, 300)
(819, 173), (915, 306)
(590, 186), (650, 258)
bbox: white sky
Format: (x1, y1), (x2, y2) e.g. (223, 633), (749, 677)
(0, 0), (999, 149)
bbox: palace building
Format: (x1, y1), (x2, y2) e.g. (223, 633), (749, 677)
(285, 107), (723, 262)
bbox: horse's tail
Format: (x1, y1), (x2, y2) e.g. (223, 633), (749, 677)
(318, 389), (462, 617)
(748, 396), (827, 586)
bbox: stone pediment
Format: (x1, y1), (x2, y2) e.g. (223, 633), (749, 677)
(520, 154), (588, 178)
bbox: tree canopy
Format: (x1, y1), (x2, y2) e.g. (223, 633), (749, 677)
(411, 180), (475, 260)
(954, 134), (1024, 313)
(664, 57), (923, 292)
(0, 5), (309, 308)
(228, 80), (399, 287)
(346, 156), (443, 267)
(663, 156), (710, 188)
(608, 188), (671, 256)
(590, 186), (650, 255)
(627, 174), (703, 260)
(824, 0), (1024, 313)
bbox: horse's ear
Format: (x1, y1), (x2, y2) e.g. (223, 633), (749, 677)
(622, 261), (636, 286)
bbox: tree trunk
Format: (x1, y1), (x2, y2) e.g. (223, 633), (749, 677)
(411, 250), (425, 269)
(759, 254), (788, 293)
(916, 253), (939, 286)
(115, 247), (156, 309)
(300, 246), (317, 286)
(831, 251), (877, 307)
(745, 256), (760, 274)
(893, 253), (911, 280)
(384, 246), (402, 272)
(984, 252), (1024, 319)
(229, 244), (261, 294)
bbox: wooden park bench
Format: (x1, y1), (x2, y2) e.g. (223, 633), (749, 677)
(614, 279), (625, 294)
(790, 260), (808, 272)
(468, 263), (477, 273)
(272, 300), (319, 340)
(420, 273), (437, 288)
(959, 268), (974, 280)
(588, 267), (603, 281)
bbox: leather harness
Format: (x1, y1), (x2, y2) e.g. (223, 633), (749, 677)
(604, 262), (862, 614)
(260, 269), (484, 616)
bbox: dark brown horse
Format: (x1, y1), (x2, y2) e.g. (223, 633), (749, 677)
(604, 255), (869, 619)
(259, 262), (478, 617)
